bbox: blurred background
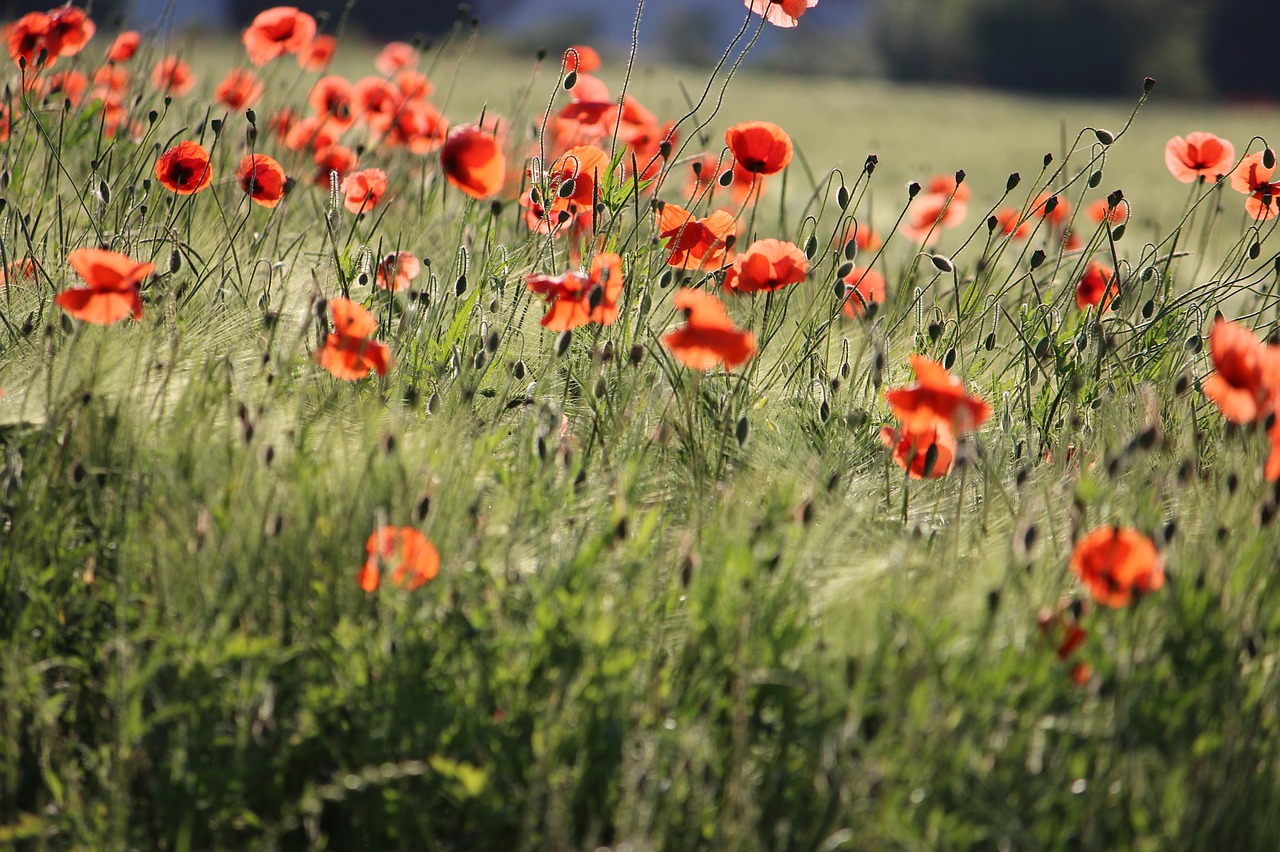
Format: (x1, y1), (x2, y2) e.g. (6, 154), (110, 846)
(2, 0), (1275, 101)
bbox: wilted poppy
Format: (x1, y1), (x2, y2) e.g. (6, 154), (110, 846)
(297, 33), (335, 70)
(342, 168), (388, 214)
(243, 6), (316, 66)
(663, 287), (756, 371)
(314, 297), (392, 379)
(151, 56), (194, 97)
(214, 67), (264, 110)
(1086, 197), (1128, 225)
(106, 30), (139, 63)
(358, 526), (439, 592)
(441, 124), (506, 199)
(722, 239), (808, 294)
(1202, 319), (1273, 424)
(725, 120), (793, 176)
(155, 141), (213, 195)
(840, 267), (886, 318)
(1074, 261), (1117, 311)
(745, 0), (819, 28)
(1229, 151), (1280, 221)
(55, 248), (154, 325)
(526, 252), (625, 330)
(1165, 132), (1235, 183)
(236, 154), (288, 208)
(375, 41), (417, 75)
(656, 203), (736, 270)
(885, 354), (991, 436)
(375, 251), (421, 293)
(1070, 525), (1164, 608)
(879, 423), (956, 479)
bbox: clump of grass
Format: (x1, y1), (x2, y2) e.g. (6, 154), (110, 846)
(2, 2), (1280, 849)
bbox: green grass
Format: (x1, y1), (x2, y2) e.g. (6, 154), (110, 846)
(3, 13), (1280, 851)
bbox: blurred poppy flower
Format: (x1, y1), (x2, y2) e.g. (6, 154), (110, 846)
(375, 251), (421, 293)
(6, 12), (51, 67)
(885, 354), (991, 436)
(523, 144), (611, 234)
(45, 5), (95, 58)
(1229, 151), (1280, 221)
(151, 55), (194, 97)
(243, 6), (316, 66)
(55, 248), (154, 325)
(358, 526), (439, 592)
(656, 203), (736, 270)
(394, 69), (433, 100)
(526, 252), (625, 330)
(1031, 192), (1070, 227)
(1202, 319), (1273, 424)
(840, 267), (886, 318)
(342, 168), (388, 214)
(441, 124), (506, 199)
(374, 41), (417, 75)
(297, 33), (335, 70)
(155, 141), (213, 195)
(1086, 198), (1128, 225)
(725, 120), (793, 176)
(723, 238), (808, 294)
(46, 69), (87, 106)
(564, 44), (600, 73)
(745, 0), (818, 28)
(992, 208), (1031, 239)
(832, 221), (882, 254)
(927, 173), (970, 203)
(312, 144), (357, 187)
(314, 297), (392, 379)
(91, 64), (129, 98)
(0, 103), (11, 142)
(879, 423), (955, 479)
(308, 75), (356, 128)
(352, 76), (403, 132)
(902, 192), (967, 245)
(0, 257), (39, 287)
(1165, 132), (1235, 183)
(1074, 261), (1117, 311)
(382, 99), (448, 154)
(215, 67), (264, 111)
(284, 115), (341, 152)
(236, 154), (288, 208)
(106, 30), (139, 63)
(663, 287), (756, 370)
(1070, 525), (1164, 608)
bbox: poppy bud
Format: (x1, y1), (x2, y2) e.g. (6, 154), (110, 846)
(454, 275), (467, 296)
(844, 238), (858, 261)
(169, 249), (182, 274)
(558, 179), (575, 199)
(987, 215), (999, 233)
(1030, 250), (1046, 269)
(930, 254), (954, 273)
(819, 400), (830, 422)
(1043, 153), (1053, 167)
(864, 155), (878, 174)
(1111, 224), (1126, 242)
(1185, 334), (1201, 353)
(473, 351), (487, 371)
(629, 343), (644, 365)
(563, 71), (577, 90)
(1265, 149), (1277, 170)
(659, 140), (672, 159)
(1250, 241), (1261, 260)
(832, 279), (847, 300)
(804, 235), (818, 260)
(907, 181), (921, 199)
(1034, 336), (1051, 360)
(427, 392), (440, 414)
(837, 185), (851, 210)
(984, 332), (996, 351)
(836, 261), (854, 279)
(1226, 472), (1239, 495)
(927, 321), (943, 342)
(555, 329), (572, 356)
(594, 377), (607, 398)
(943, 347), (956, 369)
(1094, 128), (1115, 145)
(718, 169), (734, 187)
(1088, 170), (1102, 188)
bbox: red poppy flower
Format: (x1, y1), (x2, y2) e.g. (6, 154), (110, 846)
(374, 41), (417, 76)
(725, 120), (793, 176)
(382, 99), (448, 154)
(832, 221), (883, 254)
(926, 173), (970, 203)
(0, 104), (11, 143)
(663, 287), (756, 371)
(441, 124), (506, 199)
(1202, 319), (1272, 424)
(1031, 192), (1071, 227)
(91, 64), (129, 98)
(106, 30), (139, 63)
(236, 154), (288, 208)
(215, 67), (264, 111)
(6, 12), (50, 68)
(522, 144), (611, 233)
(1229, 151), (1280, 221)
(312, 144), (357, 187)
(992, 208), (1031, 239)
(314, 297), (392, 379)
(722, 239), (808, 294)
(1165, 132), (1235, 183)
(151, 56), (194, 97)
(879, 423), (956, 479)
(394, 69), (433, 100)
(885, 355), (991, 436)
(284, 115), (341, 152)
(526, 252), (625, 331)
(352, 76), (403, 132)
(841, 267), (886, 318)
(358, 526), (439, 592)
(745, 0), (819, 28)
(243, 6), (316, 66)
(1074, 261), (1118, 311)
(55, 248), (154, 325)
(563, 44), (601, 73)
(46, 69), (87, 106)
(155, 141), (213, 195)
(297, 33), (335, 71)
(656, 203), (737, 270)
(1086, 198), (1128, 225)
(375, 251), (421, 293)
(902, 193), (967, 245)
(0, 257), (39, 287)
(686, 154), (764, 206)
(1070, 525), (1164, 608)
(341, 168), (388, 214)
(308, 75), (356, 128)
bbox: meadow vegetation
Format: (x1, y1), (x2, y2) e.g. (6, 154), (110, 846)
(2, 2), (1280, 849)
